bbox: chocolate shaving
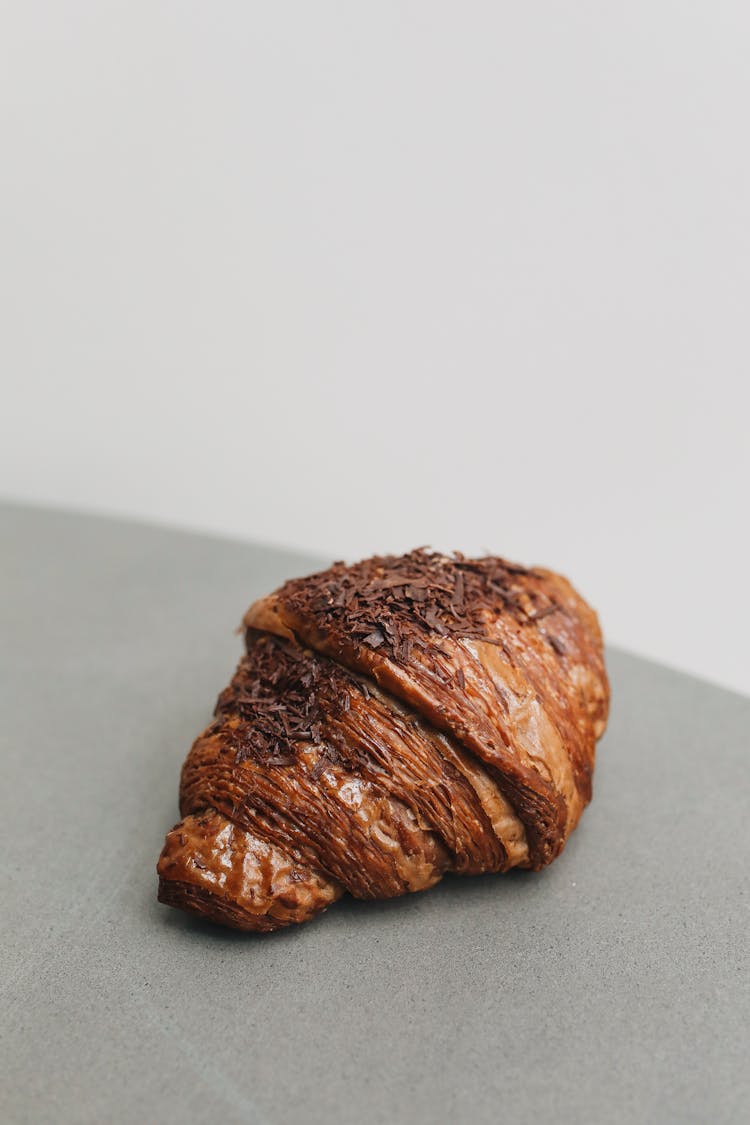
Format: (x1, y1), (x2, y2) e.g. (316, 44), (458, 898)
(217, 633), (355, 766)
(277, 549), (543, 665)
(527, 604), (558, 622)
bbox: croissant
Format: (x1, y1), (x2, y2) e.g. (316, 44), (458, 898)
(157, 550), (609, 931)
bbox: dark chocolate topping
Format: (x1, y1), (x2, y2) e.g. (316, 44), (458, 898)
(277, 548), (552, 663)
(215, 632), (353, 765)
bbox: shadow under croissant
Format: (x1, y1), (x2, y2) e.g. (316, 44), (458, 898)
(327, 866), (552, 926)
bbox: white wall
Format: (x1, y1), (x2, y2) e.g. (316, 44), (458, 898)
(2, 2), (748, 695)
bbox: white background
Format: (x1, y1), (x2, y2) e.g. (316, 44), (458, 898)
(2, 3), (748, 695)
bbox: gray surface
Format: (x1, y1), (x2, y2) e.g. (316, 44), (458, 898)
(1, 503), (748, 1125)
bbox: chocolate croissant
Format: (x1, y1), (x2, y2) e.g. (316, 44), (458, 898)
(157, 550), (609, 931)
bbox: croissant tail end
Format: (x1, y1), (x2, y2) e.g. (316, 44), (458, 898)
(156, 809), (342, 933)
(157, 877), (286, 932)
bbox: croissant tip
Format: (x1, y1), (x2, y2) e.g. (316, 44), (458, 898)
(157, 876), (286, 933)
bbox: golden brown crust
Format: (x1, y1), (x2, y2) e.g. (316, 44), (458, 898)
(157, 808), (343, 931)
(157, 550), (610, 931)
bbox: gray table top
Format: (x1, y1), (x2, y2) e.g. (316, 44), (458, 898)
(1, 503), (748, 1125)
